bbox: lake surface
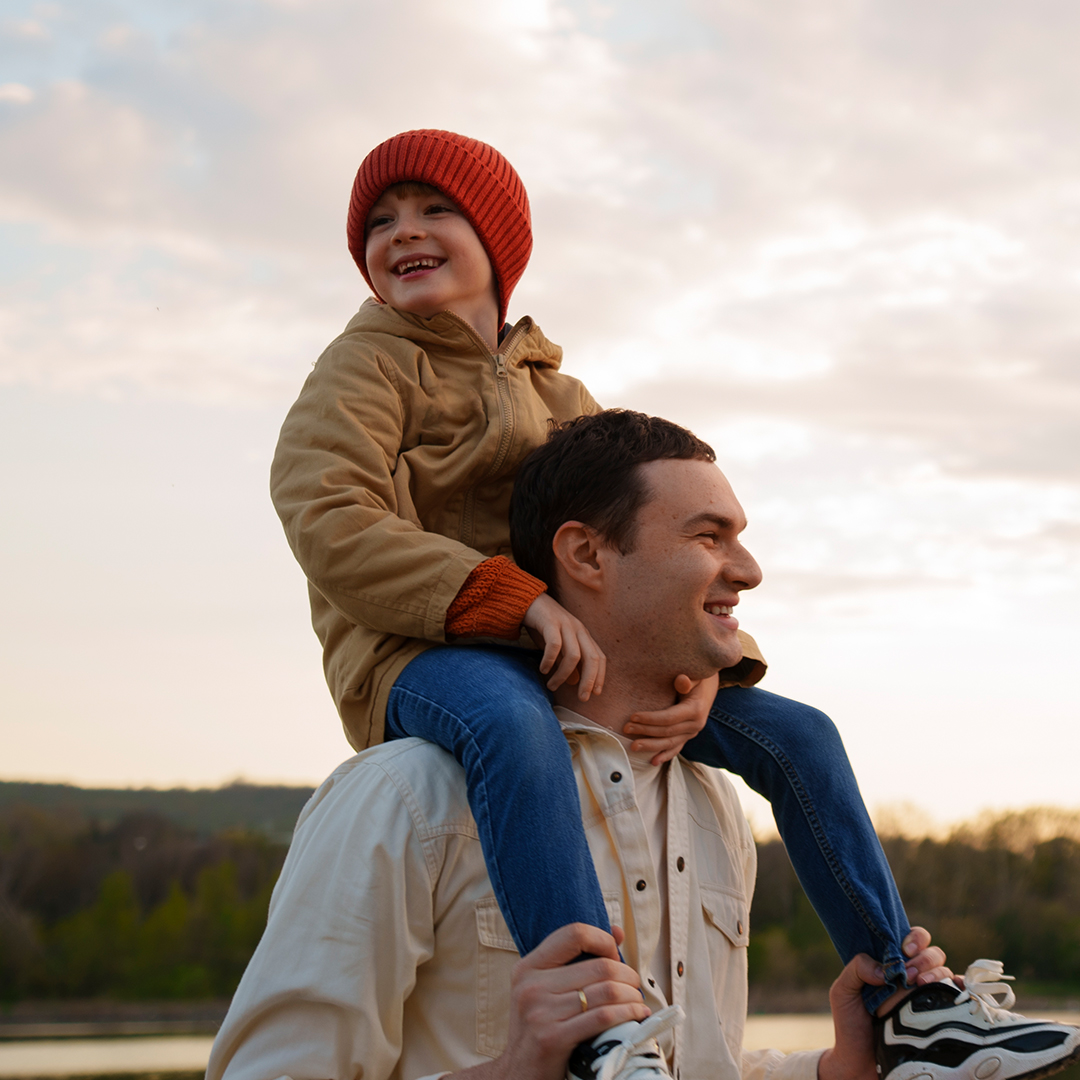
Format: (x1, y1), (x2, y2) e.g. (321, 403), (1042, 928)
(1, 1012), (1077, 1076)
(0, 1035), (214, 1075)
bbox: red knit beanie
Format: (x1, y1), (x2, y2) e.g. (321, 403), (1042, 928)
(347, 129), (532, 326)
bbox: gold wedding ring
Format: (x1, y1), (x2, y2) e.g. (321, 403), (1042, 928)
(578, 989), (589, 1013)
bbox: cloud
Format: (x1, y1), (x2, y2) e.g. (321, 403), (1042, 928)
(0, 82), (35, 103)
(2, 0), (1079, 493)
(4, 0), (1079, 799)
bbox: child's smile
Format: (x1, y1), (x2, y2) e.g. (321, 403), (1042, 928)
(365, 189), (499, 346)
(392, 256), (445, 278)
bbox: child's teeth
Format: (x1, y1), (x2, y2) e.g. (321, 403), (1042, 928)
(399, 258), (438, 274)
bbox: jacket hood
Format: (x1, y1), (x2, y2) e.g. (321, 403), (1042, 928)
(343, 298), (563, 370)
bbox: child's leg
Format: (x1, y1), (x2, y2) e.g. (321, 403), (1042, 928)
(385, 644), (612, 956)
(682, 684), (911, 1014)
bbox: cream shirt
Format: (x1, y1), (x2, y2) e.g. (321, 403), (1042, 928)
(206, 716), (825, 1080)
(562, 708), (672, 1002)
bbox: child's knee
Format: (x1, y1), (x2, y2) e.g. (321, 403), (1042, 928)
(730, 689), (844, 759)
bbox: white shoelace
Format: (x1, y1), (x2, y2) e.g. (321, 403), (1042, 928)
(596, 1005), (685, 1080)
(953, 959), (1018, 1023)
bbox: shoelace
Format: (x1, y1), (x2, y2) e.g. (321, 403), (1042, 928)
(954, 959), (1017, 1024)
(596, 1005), (684, 1080)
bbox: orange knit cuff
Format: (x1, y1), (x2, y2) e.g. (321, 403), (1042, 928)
(445, 557), (547, 640)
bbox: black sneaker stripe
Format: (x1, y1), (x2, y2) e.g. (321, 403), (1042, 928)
(884, 1032), (1071, 1068)
(888, 1018), (1059, 1041)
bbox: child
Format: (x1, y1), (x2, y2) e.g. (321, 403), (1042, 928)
(270, 130), (1075, 1080)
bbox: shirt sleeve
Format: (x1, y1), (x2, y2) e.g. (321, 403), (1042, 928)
(445, 556), (547, 639)
(205, 759), (438, 1080)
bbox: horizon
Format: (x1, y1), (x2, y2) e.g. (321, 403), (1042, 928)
(4, 775), (1078, 848)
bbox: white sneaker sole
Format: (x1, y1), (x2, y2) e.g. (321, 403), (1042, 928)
(884, 1039), (1080, 1080)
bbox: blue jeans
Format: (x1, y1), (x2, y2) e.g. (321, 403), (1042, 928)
(385, 645), (910, 1013)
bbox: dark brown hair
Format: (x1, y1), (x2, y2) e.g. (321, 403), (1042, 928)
(510, 410), (715, 590)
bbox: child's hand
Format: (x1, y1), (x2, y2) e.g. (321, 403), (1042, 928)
(622, 672), (719, 765)
(522, 594), (606, 700)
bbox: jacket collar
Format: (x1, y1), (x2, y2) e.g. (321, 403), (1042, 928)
(346, 298), (564, 370)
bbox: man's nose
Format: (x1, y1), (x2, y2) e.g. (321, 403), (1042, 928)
(727, 546), (762, 591)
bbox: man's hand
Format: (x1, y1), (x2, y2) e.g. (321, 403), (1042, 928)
(818, 928), (951, 1080)
(450, 924), (649, 1080)
(523, 594), (607, 700)
(622, 673), (719, 765)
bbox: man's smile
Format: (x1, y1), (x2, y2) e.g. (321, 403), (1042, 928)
(704, 602), (739, 630)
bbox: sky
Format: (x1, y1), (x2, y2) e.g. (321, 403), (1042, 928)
(2, 0), (1078, 830)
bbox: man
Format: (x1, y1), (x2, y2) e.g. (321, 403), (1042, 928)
(207, 410), (1078, 1080)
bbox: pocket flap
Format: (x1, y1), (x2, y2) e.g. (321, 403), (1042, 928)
(475, 893), (625, 952)
(476, 897), (517, 951)
(700, 883), (749, 947)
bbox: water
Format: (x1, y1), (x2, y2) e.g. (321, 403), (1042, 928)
(0, 1036), (213, 1077)
(1, 1013), (1076, 1077)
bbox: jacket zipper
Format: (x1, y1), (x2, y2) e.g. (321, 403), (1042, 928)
(451, 315), (530, 549)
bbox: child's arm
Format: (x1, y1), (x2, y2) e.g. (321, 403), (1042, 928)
(272, 346), (483, 641)
(522, 593), (606, 700)
(272, 338), (598, 645)
(443, 557), (606, 700)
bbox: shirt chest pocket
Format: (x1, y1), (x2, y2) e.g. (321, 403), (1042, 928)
(474, 893), (623, 1058)
(698, 882), (750, 1028)
(700, 883), (750, 947)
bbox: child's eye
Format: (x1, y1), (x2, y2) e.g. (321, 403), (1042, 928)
(368, 213), (394, 229)
(424, 203), (456, 215)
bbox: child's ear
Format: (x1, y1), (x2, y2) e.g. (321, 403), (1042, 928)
(551, 521), (604, 591)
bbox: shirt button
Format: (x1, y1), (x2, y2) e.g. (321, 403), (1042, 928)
(648, 978), (656, 987)
(677, 961), (685, 977)
(737, 920), (744, 935)
(636, 879), (647, 891)
(610, 771), (622, 783)
(676, 856), (685, 872)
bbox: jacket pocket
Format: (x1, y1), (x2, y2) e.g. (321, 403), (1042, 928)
(474, 893), (623, 1058)
(700, 883), (750, 947)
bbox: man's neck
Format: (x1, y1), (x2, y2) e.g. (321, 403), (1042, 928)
(553, 670), (678, 735)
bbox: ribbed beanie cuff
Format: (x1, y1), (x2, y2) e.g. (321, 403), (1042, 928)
(347, 129), (532, 325)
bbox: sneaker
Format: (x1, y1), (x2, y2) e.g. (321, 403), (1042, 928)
(567, 1004), (684, 1080)
(875, 959), (1080, 1080)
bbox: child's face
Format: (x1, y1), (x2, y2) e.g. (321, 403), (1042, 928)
(365, 187), (498, 328)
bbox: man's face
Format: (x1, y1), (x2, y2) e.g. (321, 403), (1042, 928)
(602, 458), (762, 681)
(364, 188), (497, 325)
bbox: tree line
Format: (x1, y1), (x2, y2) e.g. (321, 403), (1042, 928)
(2, 800), (1078, 1001)
(0, 804), (285, 1000)
(750, 808), (1080, 995)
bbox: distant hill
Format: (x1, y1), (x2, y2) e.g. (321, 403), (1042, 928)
(0, 780), (315, 840)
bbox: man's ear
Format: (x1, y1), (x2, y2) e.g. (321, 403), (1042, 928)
(551, 521), (605, 592)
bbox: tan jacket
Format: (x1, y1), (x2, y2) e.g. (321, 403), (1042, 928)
(271, 300), (765, 750)
(205, 719), (825, 1080)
